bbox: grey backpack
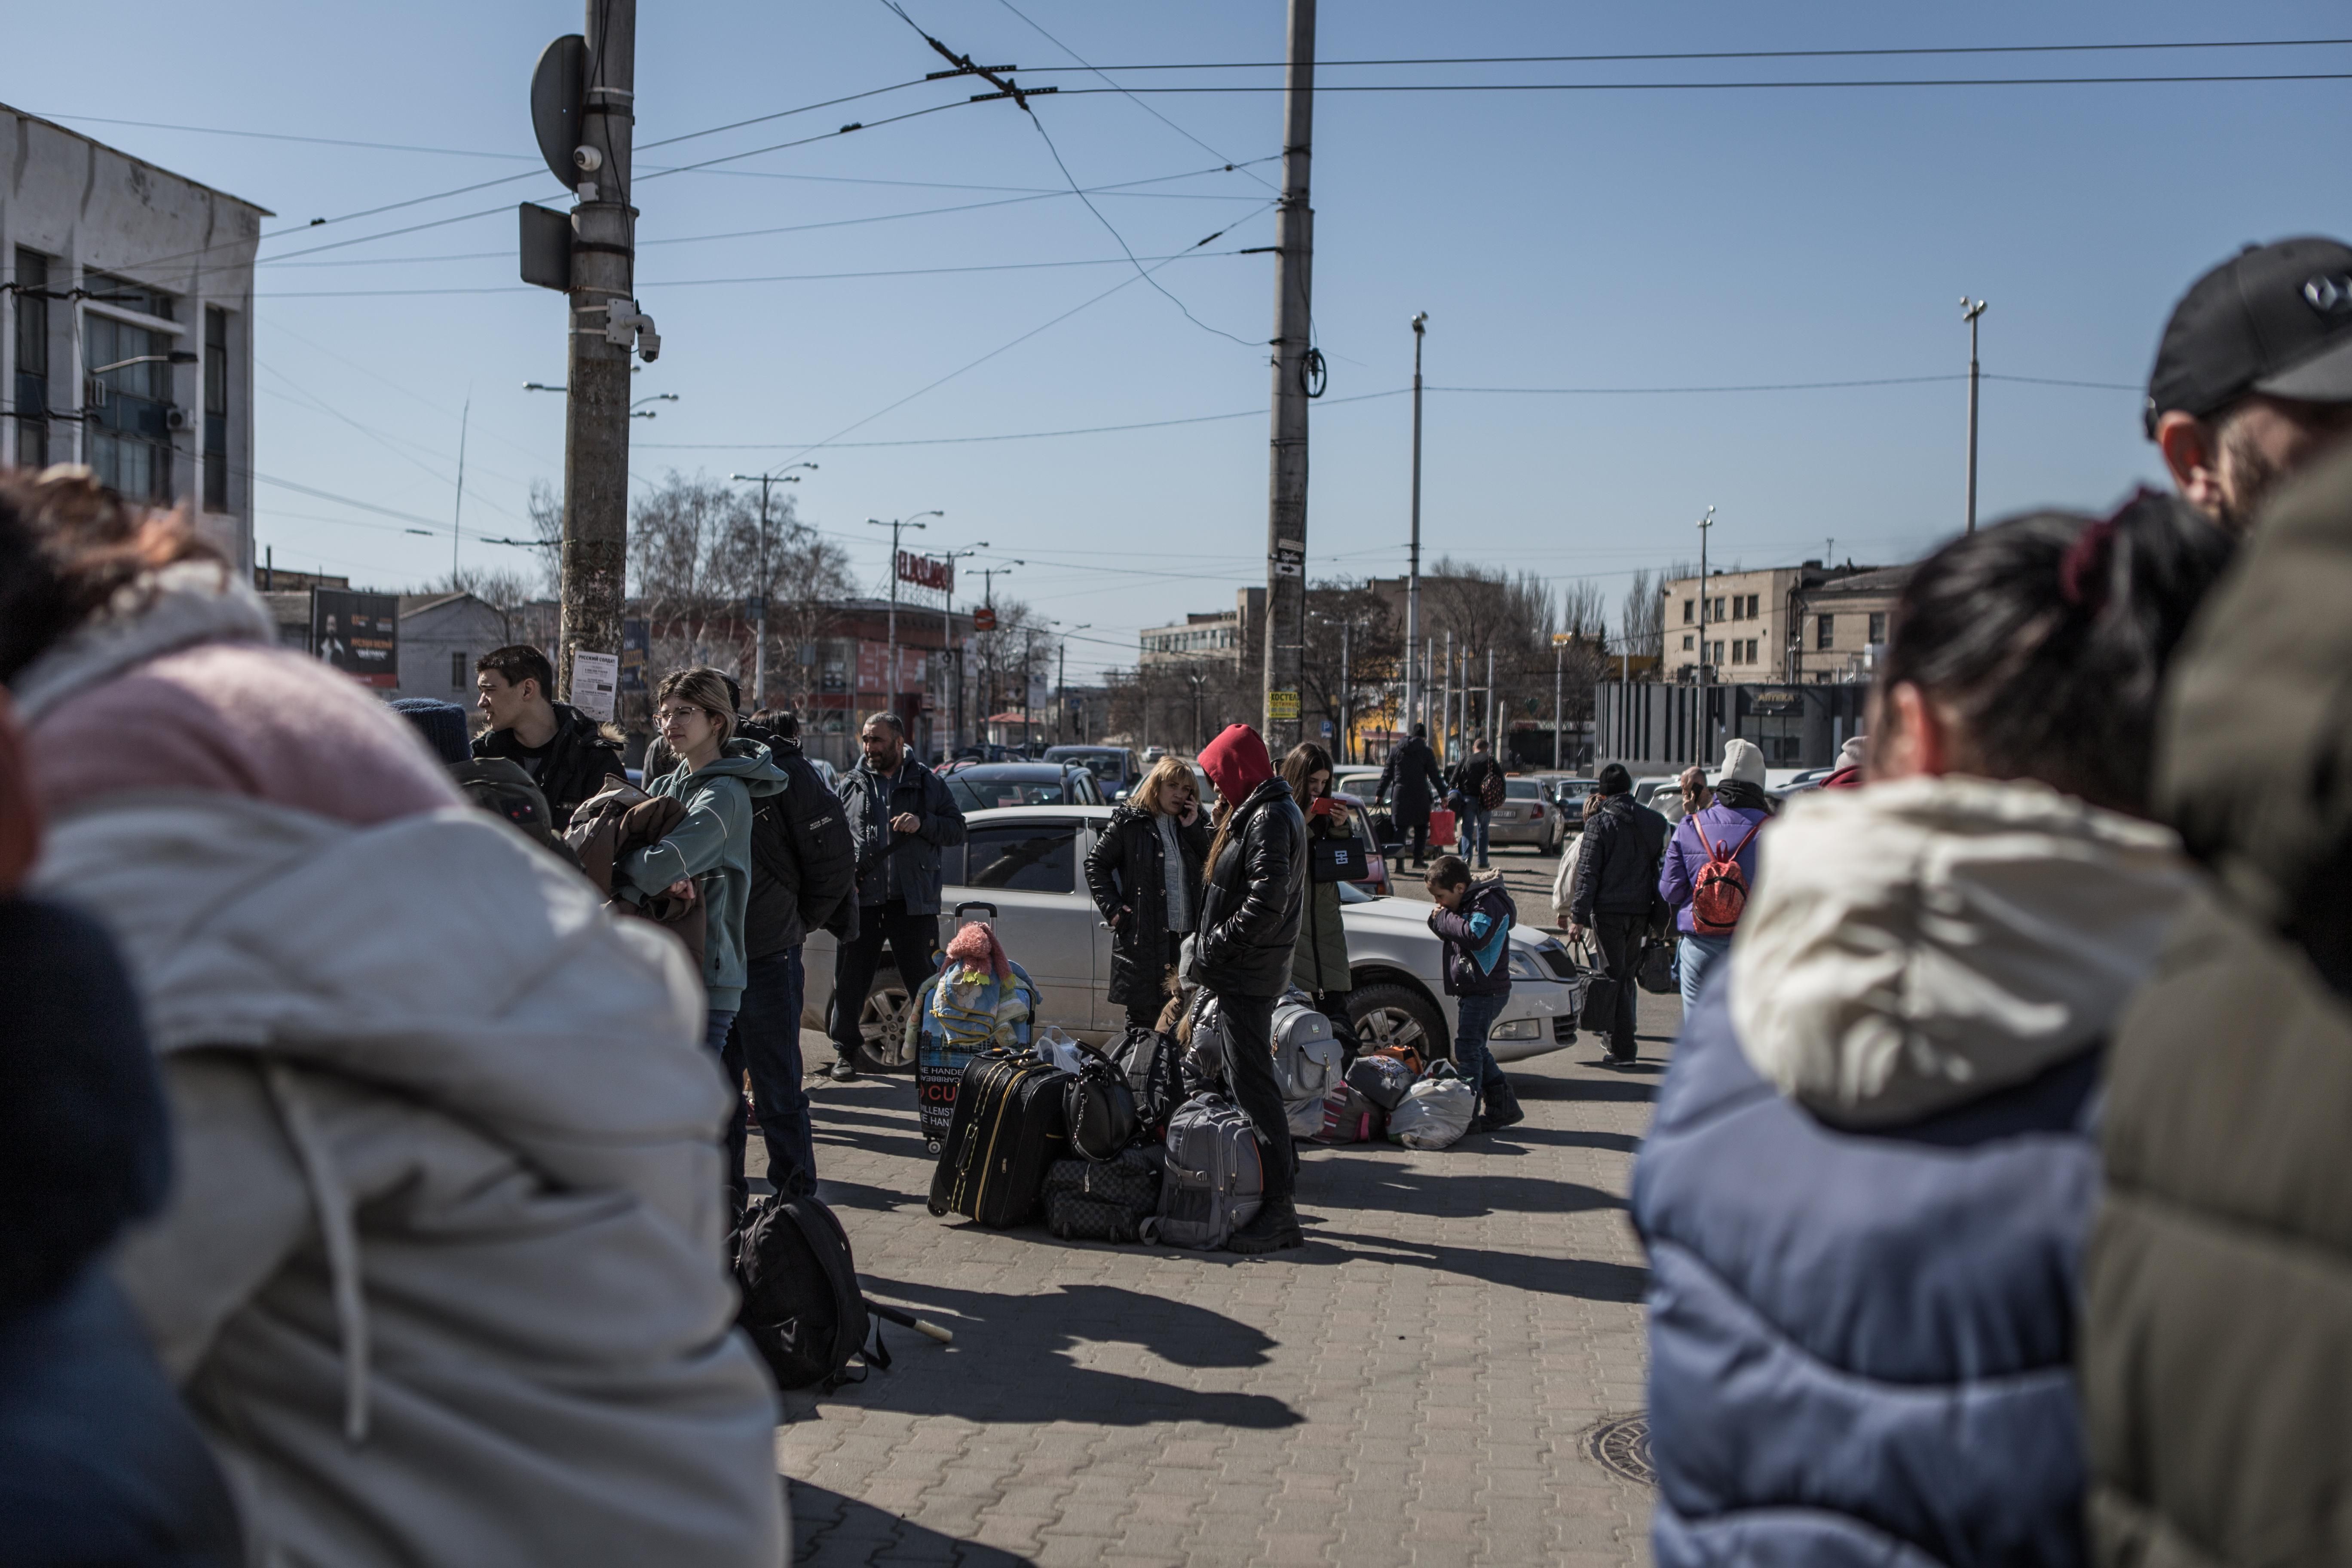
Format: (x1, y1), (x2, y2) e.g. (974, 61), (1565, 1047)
(1143, 1093), (1265, 1250)
(1271, 994), (1343, 1109)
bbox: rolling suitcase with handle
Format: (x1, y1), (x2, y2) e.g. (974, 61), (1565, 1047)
(928, 1048), (1072, 1227)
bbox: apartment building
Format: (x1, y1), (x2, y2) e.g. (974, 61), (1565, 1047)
(1140, 587), (1265, 667)
(3, 107), (267, 573)
(1661, 560), (1910, 685)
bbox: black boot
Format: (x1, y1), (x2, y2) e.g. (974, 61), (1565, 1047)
(1482, 1085), (1525, 1130)
(1227, 1193), (1304, 1254)
(827, 1054), (859, 1081)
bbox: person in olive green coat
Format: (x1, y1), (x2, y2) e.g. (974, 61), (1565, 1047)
(2083, 446), (2352, 1566)
(1281, 743), (1357, 1056)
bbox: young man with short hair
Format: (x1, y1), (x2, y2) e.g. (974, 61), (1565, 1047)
(2147, 236), (2352, 532)
(826, 711), (965, 1080)
(472, 645), (624, 830)
(1569, 762), (1669, 1066)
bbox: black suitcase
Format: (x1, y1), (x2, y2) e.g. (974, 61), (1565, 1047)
(928, 1050), (1072, 1226)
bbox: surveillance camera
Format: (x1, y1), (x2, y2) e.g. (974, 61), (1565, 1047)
(638, 326), (661, 363)
(574, 145), (604, 173)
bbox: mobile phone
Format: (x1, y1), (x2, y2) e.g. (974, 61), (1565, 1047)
(1310, 796), (1337, 817)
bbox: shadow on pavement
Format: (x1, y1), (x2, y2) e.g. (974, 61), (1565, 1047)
(1517, 1074), (1660, 1104)
(792, 1479), (1032, 1567)
(798, 1280), (1303, 1430)
(1299, 1228), (1650, 1302)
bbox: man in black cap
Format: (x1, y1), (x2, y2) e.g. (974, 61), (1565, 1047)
(2147, 236), (2352, 531)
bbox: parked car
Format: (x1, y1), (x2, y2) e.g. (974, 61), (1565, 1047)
(1531, 774), (1598, 831)
(937, 762), (1105, 812)
(1041, 744), (1140, 799)
(1486, 777), (1564, 854)
(802, 805), (1583, 1070)
(1328, 791), (1393, 897)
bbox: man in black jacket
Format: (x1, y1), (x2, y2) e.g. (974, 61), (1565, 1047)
(1451, 736), (1506, 870)
(725, 710), (856, 1200)
(1195, 724), (1308, 1255)
(1376, 723), (1448, 868)
(472, 645), (625, 831)
(827, 712), (966, 1080)
(1569, 763), (1669, 1065)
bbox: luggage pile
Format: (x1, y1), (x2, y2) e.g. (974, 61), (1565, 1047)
(925, 959), (1492, 1250)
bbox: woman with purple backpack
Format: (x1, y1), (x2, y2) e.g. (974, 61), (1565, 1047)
(1658, 737), (1773, 1012)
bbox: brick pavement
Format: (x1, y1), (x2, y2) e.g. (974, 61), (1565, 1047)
(769, 844), (1678, 1566)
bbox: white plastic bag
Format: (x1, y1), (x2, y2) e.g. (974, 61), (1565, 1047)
(1387, 1065), (1476, 1150)
(1034, 1026), (1088, 1076)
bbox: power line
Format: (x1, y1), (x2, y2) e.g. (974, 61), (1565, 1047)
(1048, 71), (2352, 95)
(1012, 37), (2352, 71)
(19, 111), (535, 160)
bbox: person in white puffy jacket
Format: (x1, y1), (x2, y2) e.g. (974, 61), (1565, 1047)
(1, 472), (784, 1568)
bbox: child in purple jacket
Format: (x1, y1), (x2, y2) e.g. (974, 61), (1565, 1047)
(1426, 855), (1525, 1132)
(1658, 738), (1773, 1012)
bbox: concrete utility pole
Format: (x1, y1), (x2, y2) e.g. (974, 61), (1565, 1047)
(558, 0), (648, 704)
(1404, 311), (1427, 735)
(1484, 646), (1495, 754)
(1338, 617), (1350, 763)
(729, 465), (813, 708)
(936, 543), (985, 757)
(1260, 0), (1317, 751)
(1961, 297), (1988, 533)
(1439, 629), (1453, 763)
(1552, 631), (1568, 769)
(974, 564), (1014, 737)
(1695, 504), (1715, 765)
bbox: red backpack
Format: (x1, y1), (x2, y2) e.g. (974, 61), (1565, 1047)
(1689, 818), (1764, 936)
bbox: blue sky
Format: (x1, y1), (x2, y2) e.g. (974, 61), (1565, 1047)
(13, 2), (2348, 677)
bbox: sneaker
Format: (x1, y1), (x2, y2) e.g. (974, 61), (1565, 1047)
(827, 1056), (860, 1082)
(1226, 1194), (1305, 1254)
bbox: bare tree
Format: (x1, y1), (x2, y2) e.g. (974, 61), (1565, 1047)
(1298, 578), (1401, 763)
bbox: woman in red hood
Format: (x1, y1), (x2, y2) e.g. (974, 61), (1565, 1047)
(1191, 724), (1310, 1253)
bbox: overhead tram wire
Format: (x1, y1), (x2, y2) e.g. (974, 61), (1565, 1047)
(1010, 37), (2352, 72)
(1044, 71), (2352, 95)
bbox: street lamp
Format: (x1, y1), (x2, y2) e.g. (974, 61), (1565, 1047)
(629, 393), (680, 421)
(90, 350), (197, 375)
(729, 464), (820, 707)
(867, 511), (943, 726)
(1052, 622), (1092, 745)
(934, 542), (988, 757)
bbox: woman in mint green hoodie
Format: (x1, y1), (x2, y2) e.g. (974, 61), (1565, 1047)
(625, 668), (790, 1063)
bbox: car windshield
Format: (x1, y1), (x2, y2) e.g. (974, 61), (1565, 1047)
(945, 772), (1073, 811)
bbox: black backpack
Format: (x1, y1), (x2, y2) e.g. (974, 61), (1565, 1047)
(739, 730), (858, 938)
(733, 1193), (890, 1393)
(1109, 1024), (1182, 1137)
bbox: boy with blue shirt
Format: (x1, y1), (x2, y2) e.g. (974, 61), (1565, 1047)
(1424, 854), (1526, 1132)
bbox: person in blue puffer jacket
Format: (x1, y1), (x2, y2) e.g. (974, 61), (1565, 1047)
(1632, 492), (2233, 1568)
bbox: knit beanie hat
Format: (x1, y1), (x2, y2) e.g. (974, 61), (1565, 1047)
(1721, 736), (1768, 787)
(390, 697), (471, 766)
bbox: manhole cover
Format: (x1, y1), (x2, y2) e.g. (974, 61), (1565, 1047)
(1585, 1413), (1653, 1485)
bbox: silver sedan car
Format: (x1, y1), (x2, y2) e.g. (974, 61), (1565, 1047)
(802, 805), (1585, 1072)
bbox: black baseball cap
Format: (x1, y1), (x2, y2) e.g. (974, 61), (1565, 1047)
(2144, 236), (2352, 438)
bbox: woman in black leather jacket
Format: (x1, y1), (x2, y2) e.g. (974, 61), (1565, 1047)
(1193, 724), (1308, 1255)
(1084, 757), (1210, 1032)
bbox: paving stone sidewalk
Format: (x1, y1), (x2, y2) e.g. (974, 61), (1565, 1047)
(770, 848), (1677, 1566)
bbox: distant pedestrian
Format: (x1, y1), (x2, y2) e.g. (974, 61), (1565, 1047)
(1375, 722), (1447, 867)
(1085, 754), (1210, 1032)
(1424, 854), (1525, 1132)
(1632, 491), (2233, 1568)
(1549, 791), (1604, 927)
(0, 471), (784, 1565)
(1194, 724), (1308, 1254)
(1281, 742), (1359, 1056)
(1568, 762), (1669, 1064)
(828, 710), (966, 1079)
(725, 707), (854, 1202)
(1450, 735), (1504, 869)
(1820, 733), (1866, 790)
(1675, 765), (1711, 821)
(471, 643), (625, 830)
(2081, 446), (2352, 1568)
(1660, 738), (1772, 1011)
(0, 686), (241, 1568)
(2147, 236), (2352, 532)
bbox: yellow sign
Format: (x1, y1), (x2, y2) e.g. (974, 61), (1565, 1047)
(1552, 632), (1574, 646)
(1267, 689), (1300, 720)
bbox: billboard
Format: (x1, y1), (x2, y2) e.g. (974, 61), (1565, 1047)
(311, 589), (399, 688)
(896, 549), (954, 594)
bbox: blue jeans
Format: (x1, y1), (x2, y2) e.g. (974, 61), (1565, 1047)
(729, 946), (815, 1199)
(1452, 989), (1512, 1097)
(1466, 808), (1492, 866)
(1678, 933), (1734, 1014)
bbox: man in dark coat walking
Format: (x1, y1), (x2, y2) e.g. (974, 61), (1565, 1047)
(1570, 763), (1669, 1064)
(1376, 723), (1448, 868)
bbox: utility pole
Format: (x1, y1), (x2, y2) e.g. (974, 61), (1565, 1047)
(1439, 629), (1453, 763)
(936, 542), (985, 757)
(1695, 504), (1715, 766)
(867, 511), (940, 727)
(1404, 311), (1426, 735)
(729, 465), (813, 709)
(1552, 632), (1568, 769)
(556, 0), (653, 707)
(1962, 297), (1988, 533)
(451, 392), (470, 582)
(1260, 0), (1317, 751)
(1338, 617), (1351, 763)
(974, 564), (1014, 742)
(1484, 645), (1495, 754)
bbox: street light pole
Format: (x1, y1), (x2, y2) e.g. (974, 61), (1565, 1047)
(730, 465), (815, 708)
(1695, 504), (1716, 765)
(1338, 616), (1350, 763)
(1962, 297), (1988, 533)
(935, 543), (986, 757)
(867, 511), (941, 725)
(1552, 631), (1567, 769)
(1405, 312), (1426, 736)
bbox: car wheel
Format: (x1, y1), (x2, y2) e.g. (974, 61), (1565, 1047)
(854, 974), (919, 1073)
(1350, 983), (1448, 1060)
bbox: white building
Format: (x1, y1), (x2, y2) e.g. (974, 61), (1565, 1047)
(3, 107), (266, 574)
(389, 592), (514, 713)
